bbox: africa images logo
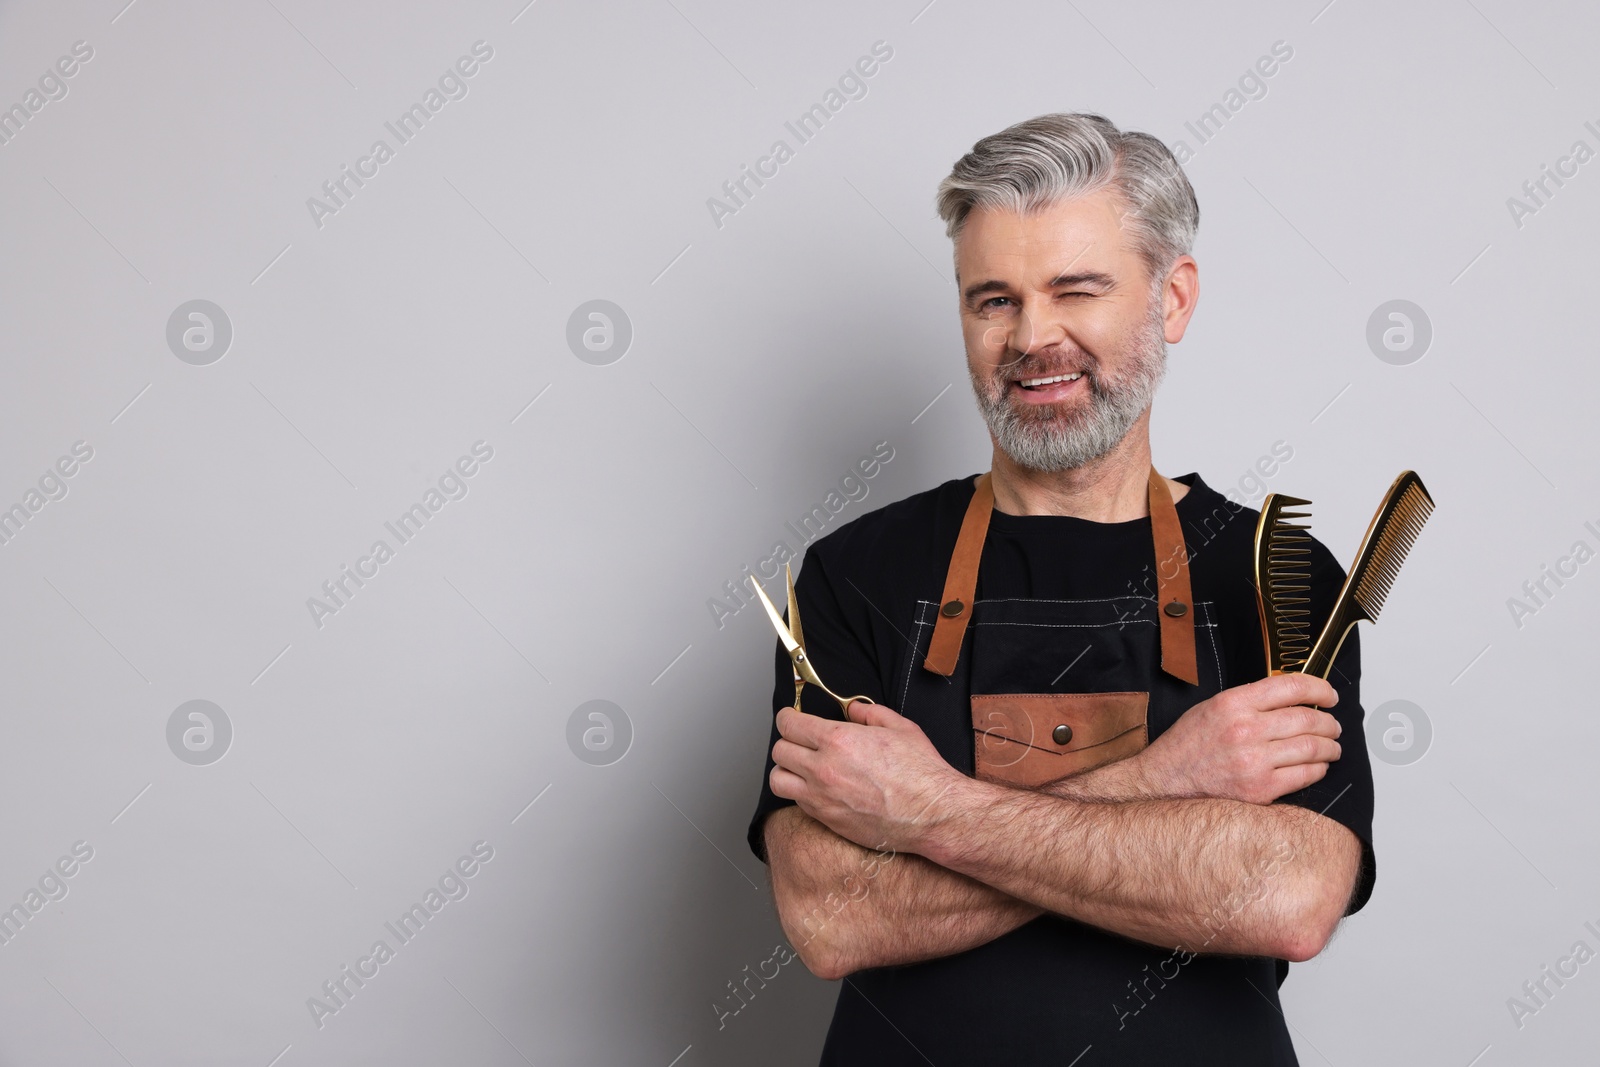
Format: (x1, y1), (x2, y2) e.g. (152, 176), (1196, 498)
(706, 441), (894, 630)
(305, 41), (495, 229)
(306, 441), (494, 629)
(306, 841), (495, 1029)
(705, 41), (893, 229)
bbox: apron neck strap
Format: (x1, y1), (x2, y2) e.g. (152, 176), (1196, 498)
(922, 466), (1200, 686)
(922, 472), (995, 675)
(1147, 467), (1200, 686)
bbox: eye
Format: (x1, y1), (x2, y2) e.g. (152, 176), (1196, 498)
(979, 296), (1013, 311)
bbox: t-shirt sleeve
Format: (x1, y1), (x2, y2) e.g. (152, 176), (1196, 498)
(745, 546), (890, 864)
(1271, 538), (1378, 916)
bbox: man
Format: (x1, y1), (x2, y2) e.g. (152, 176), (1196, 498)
(745, 113), (1374, 1065)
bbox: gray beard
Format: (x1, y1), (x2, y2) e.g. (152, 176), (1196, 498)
(970, 301), (1168, 473)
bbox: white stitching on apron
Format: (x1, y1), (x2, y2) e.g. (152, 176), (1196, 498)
(901, 598), (1221, 705)
(970, 601), (1219, 629)
(1200, 600), (1225, 689)
(899, 600), (939, 708)
(972, 620), (1156, 629)
(970, 594), (1163, 606)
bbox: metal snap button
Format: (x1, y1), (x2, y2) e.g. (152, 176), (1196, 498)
(1052, 724), (1073, 745)
(1163, 600), (1188, 617)
(940, 599), (965, 618)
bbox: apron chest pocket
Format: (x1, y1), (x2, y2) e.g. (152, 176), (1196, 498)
(971, 692), (1149, 789)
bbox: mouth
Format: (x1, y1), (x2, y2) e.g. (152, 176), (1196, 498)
(1009, 370), (1086, 405)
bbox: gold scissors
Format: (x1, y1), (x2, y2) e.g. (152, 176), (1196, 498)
(749, 564), (873, 713)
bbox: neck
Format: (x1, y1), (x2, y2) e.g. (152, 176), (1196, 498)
(988, 414), (1168, 521)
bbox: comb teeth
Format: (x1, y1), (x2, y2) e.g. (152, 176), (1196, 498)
(1255, 493), (1314, 674)
(1299, 470), (1434, 681)
(1353, 481), (1434, 620)
(1265, 507), (1314, 670)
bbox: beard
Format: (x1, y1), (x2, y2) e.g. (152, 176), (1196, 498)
(969, 295), (1168, 473)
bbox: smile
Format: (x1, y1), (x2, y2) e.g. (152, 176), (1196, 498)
(1018, 372), (1083, 389)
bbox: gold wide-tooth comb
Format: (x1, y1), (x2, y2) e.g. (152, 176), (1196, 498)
(1253, 493), (1316, 675)
(1300, 471), (1434, 680)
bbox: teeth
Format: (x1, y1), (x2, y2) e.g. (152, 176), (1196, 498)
(1020, 372), (1082, 388)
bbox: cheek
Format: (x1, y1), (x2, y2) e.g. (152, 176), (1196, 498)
(963, 319), (1009, 363)
(1079, 305), (1146, 358)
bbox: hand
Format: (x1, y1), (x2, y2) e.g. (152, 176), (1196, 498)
(769, 700), (962, 855)
(1130, 673), (1343, 805)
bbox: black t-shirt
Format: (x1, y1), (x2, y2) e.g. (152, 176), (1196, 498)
(746, 472), (1375, 1066)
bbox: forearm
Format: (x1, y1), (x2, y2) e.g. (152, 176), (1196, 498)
(916, 779), (1359, 961)
(762, 754), (1244, 978)
(764, 806), (1041, 979)
(1041, 753), (1172, 802)
(761, 754), (1178, 978)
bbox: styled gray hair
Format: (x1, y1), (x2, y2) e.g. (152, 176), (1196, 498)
(935, 113), (1199, 281)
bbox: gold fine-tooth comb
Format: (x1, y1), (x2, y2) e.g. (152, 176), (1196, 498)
(1299, 471), (1434, 680)
(1253, 493), (1316, 675)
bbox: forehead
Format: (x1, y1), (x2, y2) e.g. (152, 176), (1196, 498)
(955, 186), (1142, 282)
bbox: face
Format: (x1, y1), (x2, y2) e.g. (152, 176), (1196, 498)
(955, 187), (1195, 472)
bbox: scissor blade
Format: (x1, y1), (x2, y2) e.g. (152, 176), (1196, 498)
(785, 563), (803, 651)
(748, 576), (801, 655)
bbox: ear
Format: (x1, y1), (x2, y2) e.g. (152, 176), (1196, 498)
(1158, 255), (1200, 344)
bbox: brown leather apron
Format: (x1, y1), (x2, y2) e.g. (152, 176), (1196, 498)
(915, 467), (1211, 788)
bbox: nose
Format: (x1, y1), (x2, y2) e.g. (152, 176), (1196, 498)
(988, 295), (1066, 368)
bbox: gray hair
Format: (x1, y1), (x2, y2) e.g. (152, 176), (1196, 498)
(935, 112), (1199, 281)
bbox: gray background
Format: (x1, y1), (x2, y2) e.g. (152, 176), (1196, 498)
(0, 0), (1594, 1063)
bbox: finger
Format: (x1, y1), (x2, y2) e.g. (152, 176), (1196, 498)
(776, 706), (832, 749)
(1267, 735), (1342, 769)
(1261, 707), (1342, 742)
(1243, 673), (1339, 712)
(769, 765), (807, 801)
(846, 699), (899, 728)
(1271, 760), (1330, 796)
(1285, 672), (1339, 709)
(771, 738), (819, 777)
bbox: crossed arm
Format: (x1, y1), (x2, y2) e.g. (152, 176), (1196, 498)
(763, 673), (1364, 981)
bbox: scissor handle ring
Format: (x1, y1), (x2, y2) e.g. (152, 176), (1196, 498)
(828, 692), (874, 714)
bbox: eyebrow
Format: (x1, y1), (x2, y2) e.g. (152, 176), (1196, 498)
(961, 270), (1117, 305)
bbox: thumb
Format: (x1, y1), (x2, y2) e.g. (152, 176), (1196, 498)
(846, 699), (898, 727)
